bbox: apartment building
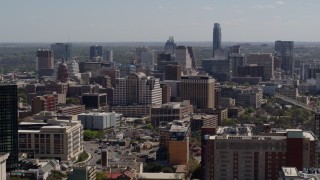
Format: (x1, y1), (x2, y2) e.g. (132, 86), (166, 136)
(202, 127), (316, 180)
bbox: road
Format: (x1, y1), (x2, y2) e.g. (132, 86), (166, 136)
(84, 141), (100, 166)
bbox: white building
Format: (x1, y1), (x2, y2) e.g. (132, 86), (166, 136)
(113, 72), (162, 106)
(78, 112), (122, 130)
(18, 119), (83, 161)
(0, 153), (9, 180)
(175, 46), (192, 69)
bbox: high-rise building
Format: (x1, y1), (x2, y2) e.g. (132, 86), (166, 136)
(202, 58), (231, 82)
(202, 127), (317, 180)
(164, 64), (181, 81)
(135, 47), (148, 63)
(275, 41), (294, 75)
(140, 51), (155, 70)
(50, 43), (72, 61)
(164, 36), (177, 54)
(36, 49), (54, 78)
(187, 46), (197, 69)
(0, 153), (9, 179)
(246, 53), (274, 81)
(90, 45), (103, 60)
(104, 50), (113, 62)
(0, 85), (18, 170)
(213, 23), (222, 57)
(175, 46), (192, 69)
(179, 75), (216, 109)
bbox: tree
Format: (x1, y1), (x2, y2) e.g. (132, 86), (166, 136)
(83, 130), (98, 141)
(76, 151), (89, 162)
(222, 118), (237, 127)
(66, 98), (80, 105)
(96, 172), (108, 180)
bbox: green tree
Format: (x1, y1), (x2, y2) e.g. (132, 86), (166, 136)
(76, 151), (89, 162)
(83, 130), (98, 141)
(96, 171), (108, 180)
(222, 118), (237, 127)
(66, 98), (80, 105)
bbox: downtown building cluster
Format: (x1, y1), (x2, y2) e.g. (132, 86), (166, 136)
(0, 21), (320, 180)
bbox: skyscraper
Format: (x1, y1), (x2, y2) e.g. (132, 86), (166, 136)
(164, 36), (177, 54)
(36, 49), (55, 78)
(179, 75), (216, 109)
(213, 23), (222, 57)
(275, 40), (294, 75)
(51, 43), (72, 61)
(0, 85), (18, 170)
(90, 45), (103, 60)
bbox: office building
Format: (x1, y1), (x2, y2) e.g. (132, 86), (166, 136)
(202, 58), (231, 81)
(90, 45), (103, 60)
(32, 95), (57, 114)
(0, 85), (18, 170)
(135, 47), (148, 63)
(18, 119), (83, 161)
(51, 43), (72, 61)
(160, 84), (171, 104)
(277, 86), (299, 99)
(187, 46), (197, 69)
(179, 76), (216, 109)
(164, 64), (181, 81)
(175, 46), (192, 69)
(202, 127), (316, 180)
(111, 105), (150, 118)
(57, 105), (85, 115)
(164, 36), (177, 54)
(104, 50), (113, 62)
(246, 53), (274, 81)
(213, 23), (222, 57)
(113, 72), (162, 106)
(275, 41), (294, 75)
(101, 149), (108, 167)
(140, 51), (154, 70)
(229, 53), (245, 77)
(151, 101), (193, 126)
(100, 66), (120, 87)
(190, 114), (218, 131)
(37, 49), (54, 78)
(81, 93), (107, 109)
(0, 153), (9, 180)
(238, 64), (264, 78)
(79, 61), (111, 77)
(78, 112), (121, 130)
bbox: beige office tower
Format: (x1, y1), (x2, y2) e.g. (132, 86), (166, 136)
(179, 76), (215, 109)
(175, 46), (192, 69)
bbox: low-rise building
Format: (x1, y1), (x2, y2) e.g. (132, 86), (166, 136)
(190, 114), (218, 131)
(78, 112), (123, 130)
(111, 105), (151, 118)
(151, 101), (193, 126)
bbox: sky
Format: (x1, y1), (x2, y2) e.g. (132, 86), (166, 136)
(1, 0), (320, 42)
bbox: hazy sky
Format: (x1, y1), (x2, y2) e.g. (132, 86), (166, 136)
(1, 0), (319, 42)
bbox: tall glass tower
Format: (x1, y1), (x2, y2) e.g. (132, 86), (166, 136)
(0, 84), (18, 170)
(213, 23), (222, 57)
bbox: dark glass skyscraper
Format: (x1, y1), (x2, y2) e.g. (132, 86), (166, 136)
(0, 84), (18, 170)
(275, 40), (294, 75)
(213, 23), (222, 57)
(51, 43), (72, 61)
(90, 45), (103, 60)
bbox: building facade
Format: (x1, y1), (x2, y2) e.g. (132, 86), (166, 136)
(0, 85), (18, 170)
(179, 76), (215, 109)
(202, 128), (316, 180)
(213, 23), (222, 57)
(18, 119), (83, 161)
(246, 53), (274, 81)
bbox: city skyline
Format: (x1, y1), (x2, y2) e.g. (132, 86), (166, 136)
(1, 0), (320, 42)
